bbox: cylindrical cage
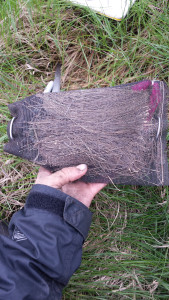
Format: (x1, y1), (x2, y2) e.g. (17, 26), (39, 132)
(4, 80), (169, 185)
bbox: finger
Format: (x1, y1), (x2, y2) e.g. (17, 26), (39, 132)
(35, 167), (51, 185)
(88, 183), (107, 198)
(38, 166), (51, 177)
(49, 164), (87, 188)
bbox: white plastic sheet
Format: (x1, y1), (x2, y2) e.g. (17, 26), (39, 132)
(69, 0), (136, 20)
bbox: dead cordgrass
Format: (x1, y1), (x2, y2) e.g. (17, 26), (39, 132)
(0, 155), (37, 219)
(7, 82), (166, 185)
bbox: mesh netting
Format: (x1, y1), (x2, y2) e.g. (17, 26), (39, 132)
(4, 80), (169, 185)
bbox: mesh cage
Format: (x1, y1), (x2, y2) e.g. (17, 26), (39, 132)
(4, 80), (169, 185)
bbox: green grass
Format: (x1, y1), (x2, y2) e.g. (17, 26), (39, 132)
(0, 0), (169, 299)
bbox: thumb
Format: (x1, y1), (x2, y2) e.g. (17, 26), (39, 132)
(49, 164), (87, 188)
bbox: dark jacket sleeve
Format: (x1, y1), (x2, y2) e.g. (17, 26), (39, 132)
(0, 184), (93, 300)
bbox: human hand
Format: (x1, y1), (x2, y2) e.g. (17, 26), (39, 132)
(35, 164), (106, 208)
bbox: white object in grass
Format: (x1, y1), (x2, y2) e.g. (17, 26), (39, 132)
(44, 81), (54, 93)
(9, 117), (15, 140)
(69, 0), (136, 20)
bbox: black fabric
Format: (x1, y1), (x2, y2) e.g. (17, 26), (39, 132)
(0, 184), (92, 300)
(4, 80), (169, 185)
(0, 222), (9, 237)
(26, 184), (93, 240)
(26, 192), (65, 216)
(26, 185), (65, 217)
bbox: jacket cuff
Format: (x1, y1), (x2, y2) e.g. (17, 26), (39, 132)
(26, 184), (93, 240)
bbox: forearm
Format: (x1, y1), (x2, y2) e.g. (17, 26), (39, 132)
(0, 184), (92, 300)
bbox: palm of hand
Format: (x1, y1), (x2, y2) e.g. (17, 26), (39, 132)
(62, 181), (106, 207)
(35, 166), (106, 208)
